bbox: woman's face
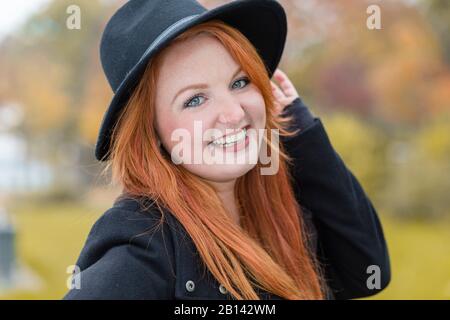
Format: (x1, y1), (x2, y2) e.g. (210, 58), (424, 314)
(154, 33), (266, 183)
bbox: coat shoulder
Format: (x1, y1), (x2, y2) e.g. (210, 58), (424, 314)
(63, 196), (179, 299)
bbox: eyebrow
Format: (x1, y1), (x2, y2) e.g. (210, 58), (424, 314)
(171, 66), (243, 106)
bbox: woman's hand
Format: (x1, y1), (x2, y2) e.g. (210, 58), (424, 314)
(270, 68), (300, 114)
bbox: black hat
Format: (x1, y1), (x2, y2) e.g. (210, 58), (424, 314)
(95, 0), (287, 161)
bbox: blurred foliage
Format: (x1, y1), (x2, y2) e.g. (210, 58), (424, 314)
(420, 0), (450, 64)
(285, 0), (450, 126)
(321, 110), (450, 220)
(0, 0), (117, 194)
(379, 112), (450, 220)
(320, 112), (389, 200)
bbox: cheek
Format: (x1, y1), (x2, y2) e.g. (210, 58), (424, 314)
(155, 111), (174, 145)
(246, 96), (266, 128)
(159, 120), (187, 149)
(154, 107), (183, 148)
(158, 114), (214, 151)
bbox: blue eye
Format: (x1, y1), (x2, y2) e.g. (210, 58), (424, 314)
(183, 77), (251, 108)
(184, 95), (206, 108)
(232, 77), (250, 89)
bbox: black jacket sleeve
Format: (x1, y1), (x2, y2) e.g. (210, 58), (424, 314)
(62, 207), (176, 299)
(280, 97), (391, 300)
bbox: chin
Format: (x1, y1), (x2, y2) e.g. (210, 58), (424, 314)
(213, 163), (256, 180)
(187, 163), (257, 182)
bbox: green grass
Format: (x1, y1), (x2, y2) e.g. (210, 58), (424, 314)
(1, 202), (449, 299)
(0, 202), (104, 300)
(365, 215), (450, 300)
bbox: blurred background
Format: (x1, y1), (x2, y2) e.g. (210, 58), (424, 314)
(0, 0), (449, 299)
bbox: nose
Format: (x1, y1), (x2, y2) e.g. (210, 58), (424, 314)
(217, 98), (246, 127)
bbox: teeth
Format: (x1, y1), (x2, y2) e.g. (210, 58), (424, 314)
(212, 128), (247, 146)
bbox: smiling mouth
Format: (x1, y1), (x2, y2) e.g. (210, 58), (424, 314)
(208, 125), (250, 147)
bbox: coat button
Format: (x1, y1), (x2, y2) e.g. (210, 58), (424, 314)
(185, 280), (195, 292)
(219, 284), (228, 294)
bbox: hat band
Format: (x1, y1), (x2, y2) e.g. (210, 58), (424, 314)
(117, 14), (200, 94)
(140, 14), (200, 65)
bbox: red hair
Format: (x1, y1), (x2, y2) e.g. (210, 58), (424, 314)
(101, 20), (325, 299)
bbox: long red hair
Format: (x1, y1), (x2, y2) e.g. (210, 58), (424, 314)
(100, 20), (325, 299)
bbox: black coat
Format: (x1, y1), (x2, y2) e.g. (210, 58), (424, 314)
(63, 97), (391, 300)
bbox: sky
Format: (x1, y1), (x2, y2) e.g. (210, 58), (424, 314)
(0, 0), (51, 42)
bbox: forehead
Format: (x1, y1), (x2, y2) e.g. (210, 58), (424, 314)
(157, 33), (240, 85)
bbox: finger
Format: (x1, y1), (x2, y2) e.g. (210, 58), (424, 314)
(274, 69), (296, 96)
(271, 81), (285, 100)
(272, 81), (293, 104)
(273, 69), (299, 98)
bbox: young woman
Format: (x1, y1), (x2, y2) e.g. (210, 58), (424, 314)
(64, 0), (390, 300)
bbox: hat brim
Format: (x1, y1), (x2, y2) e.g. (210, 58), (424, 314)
(95, 0), (287, 161)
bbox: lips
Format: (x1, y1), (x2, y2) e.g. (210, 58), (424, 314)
(208, 125), (251, 145)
